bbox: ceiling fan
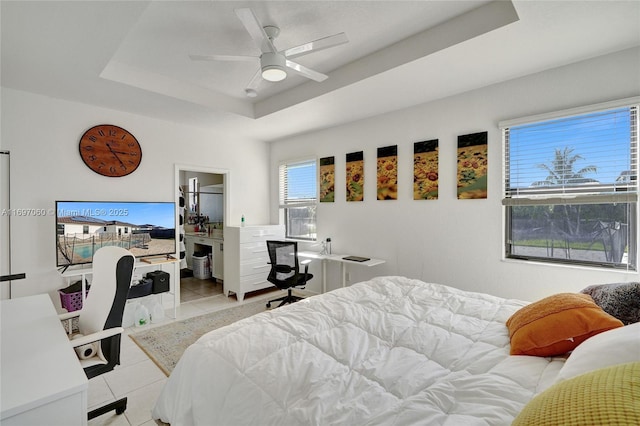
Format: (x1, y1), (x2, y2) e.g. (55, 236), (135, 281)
(190, 8), (348, 97)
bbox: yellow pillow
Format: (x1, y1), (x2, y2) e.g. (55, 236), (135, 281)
(513, 362), (640, 426)
(506, 293), (623, 356)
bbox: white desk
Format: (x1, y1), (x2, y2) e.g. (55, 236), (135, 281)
(298, 251), (385, 293)
(1, 294), (88, 426)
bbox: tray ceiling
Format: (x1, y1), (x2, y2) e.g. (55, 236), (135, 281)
(2, 1), (639, 140)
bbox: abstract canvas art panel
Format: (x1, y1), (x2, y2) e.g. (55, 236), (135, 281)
(413, 140), (439, 200)
(457, 132), (488, 199)
(319, 156), (335, 203)
(346, 151), (364, 202)
(377, 145), (398, 200)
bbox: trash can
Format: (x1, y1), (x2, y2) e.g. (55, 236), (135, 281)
(192, 254), (211, 279)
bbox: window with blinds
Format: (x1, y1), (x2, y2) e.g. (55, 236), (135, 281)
(501, 99), (638, 269)
(279, 158), (317, 240)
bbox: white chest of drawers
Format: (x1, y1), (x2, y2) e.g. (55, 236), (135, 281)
(223, 225), (285, 302)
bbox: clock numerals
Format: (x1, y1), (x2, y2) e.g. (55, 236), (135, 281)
(87, 154), (97, 161)
(83, 145), (94, 152)
(88, 135), (98, 143)
(97, 129), (117, 137)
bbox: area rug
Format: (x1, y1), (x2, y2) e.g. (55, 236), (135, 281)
(129, 299), (268, 376)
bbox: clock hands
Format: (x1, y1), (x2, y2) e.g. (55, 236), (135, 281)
(108, 148), (138, 156)
(106, 143), (127, 170)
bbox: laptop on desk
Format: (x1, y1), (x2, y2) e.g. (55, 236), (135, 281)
(342, 256), (370, 262)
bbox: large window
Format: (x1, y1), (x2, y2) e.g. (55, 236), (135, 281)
(502, 99), (638, 269)
(279, 158), (317, 240)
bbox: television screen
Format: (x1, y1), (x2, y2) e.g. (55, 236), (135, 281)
(56, 201), (176, 268)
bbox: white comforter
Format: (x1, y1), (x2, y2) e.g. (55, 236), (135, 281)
(153, 276), (565, 425)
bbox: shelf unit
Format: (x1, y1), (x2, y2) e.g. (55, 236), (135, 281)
(59, 258), (179, 318)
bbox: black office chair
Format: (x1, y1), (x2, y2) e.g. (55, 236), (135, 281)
(59, 246), (135, 420)
(265, 240), (313, 308)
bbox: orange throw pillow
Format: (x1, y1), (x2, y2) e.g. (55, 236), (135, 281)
(506, 293), (623, 356)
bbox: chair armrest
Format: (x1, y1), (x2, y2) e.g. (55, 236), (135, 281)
(69, 327), (124, 348)
(59, 310), (82, 321)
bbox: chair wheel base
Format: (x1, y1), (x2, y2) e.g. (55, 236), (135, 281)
(266, 291), (304, 309)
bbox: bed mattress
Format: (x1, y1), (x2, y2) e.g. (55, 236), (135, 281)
(153, 276), (565, 425)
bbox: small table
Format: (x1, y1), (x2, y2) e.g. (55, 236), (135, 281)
(298, 251), (385, 293)
(1, 294), (88, 425)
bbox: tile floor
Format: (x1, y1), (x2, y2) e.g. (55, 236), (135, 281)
(88, 276), (283, 426)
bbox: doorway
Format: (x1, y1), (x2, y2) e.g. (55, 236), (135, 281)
(175, 165), (230, 305)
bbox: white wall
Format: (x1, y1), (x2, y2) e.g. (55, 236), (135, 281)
(270, 47), (640, 301)
(1, 88), (271, 302)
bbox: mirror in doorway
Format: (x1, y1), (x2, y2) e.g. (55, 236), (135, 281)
(185, 177), (223, 232)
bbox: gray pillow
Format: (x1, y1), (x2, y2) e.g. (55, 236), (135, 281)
(580, 282), (640, 325)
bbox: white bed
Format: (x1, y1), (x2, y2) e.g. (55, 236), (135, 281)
(153, 276), (567, 425)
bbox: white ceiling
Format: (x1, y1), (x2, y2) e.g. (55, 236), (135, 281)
(2, 1), (639, 141)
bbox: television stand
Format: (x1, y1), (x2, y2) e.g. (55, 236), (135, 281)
(59, 258), (179, 318)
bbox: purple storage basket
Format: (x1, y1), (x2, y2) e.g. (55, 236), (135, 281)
(58, 281), (89, 312)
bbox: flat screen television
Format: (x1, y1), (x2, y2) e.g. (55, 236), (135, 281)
(56, 201), (176, 268)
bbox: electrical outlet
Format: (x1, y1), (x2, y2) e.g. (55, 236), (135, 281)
(346, 272), (351, 282)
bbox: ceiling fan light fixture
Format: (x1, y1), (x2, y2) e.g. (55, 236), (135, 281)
(262, 66), (287, 82)
(260, 52), (287, 82)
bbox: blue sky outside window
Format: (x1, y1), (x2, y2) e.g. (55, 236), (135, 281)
(508, 108), (632, 191)
(286, 162), (317, 201)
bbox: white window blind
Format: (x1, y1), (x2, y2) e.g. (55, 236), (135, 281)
(502, 99), (639, 269)
(504, 105), (638, 205)
(279, 159), (317, 207)
(279, 158), (317, 240)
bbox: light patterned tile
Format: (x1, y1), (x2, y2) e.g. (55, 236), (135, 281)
(120, 337), (152, 367)
(173, 300), (207, 320)
(88, 376), (114, 410)
(178, 288), (201, 302)
(104, 360), (165, 398)
(122, 379), (167, 426)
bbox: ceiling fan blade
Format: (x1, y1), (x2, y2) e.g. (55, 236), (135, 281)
(189, 54), (257, 62)
(235, 8), (276, 54)
(285, 60), (328, 82)
(283, 32), (349, 60)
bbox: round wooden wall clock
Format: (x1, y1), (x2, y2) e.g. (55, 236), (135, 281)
(79, 124), (142, 177)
